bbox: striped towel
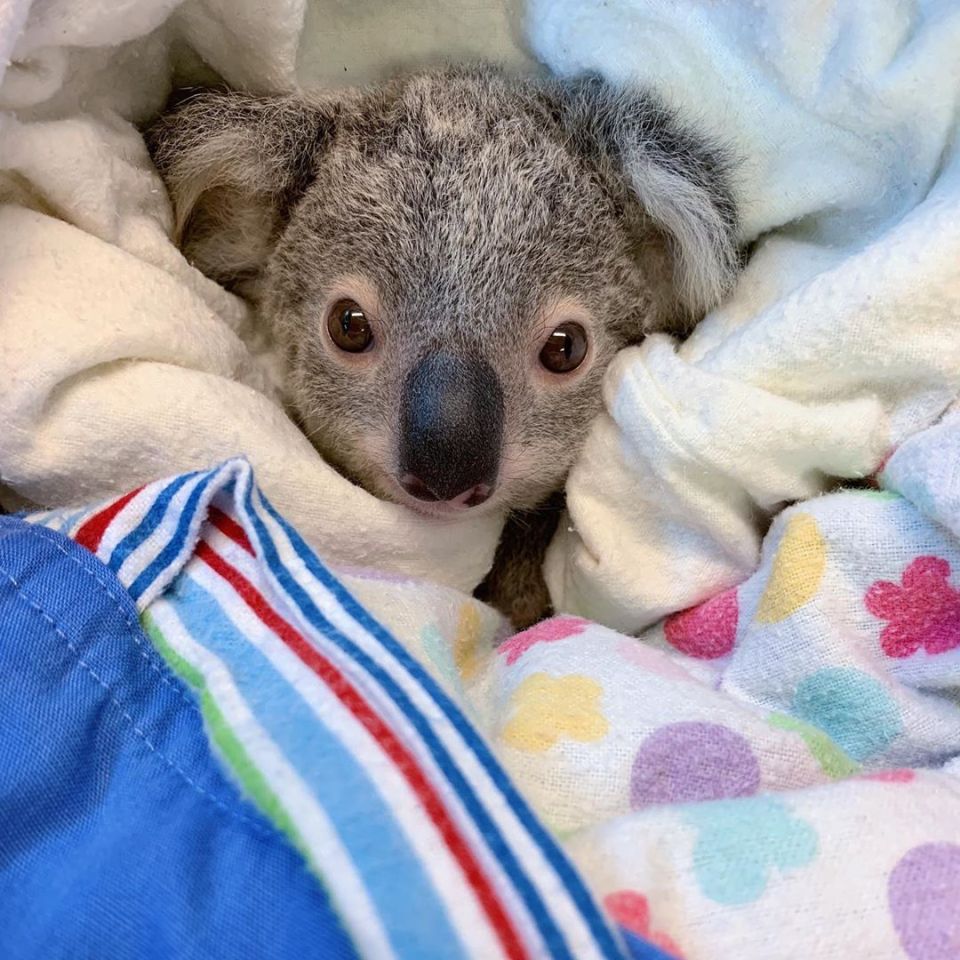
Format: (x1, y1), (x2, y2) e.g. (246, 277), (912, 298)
(26, 459), (661, 960)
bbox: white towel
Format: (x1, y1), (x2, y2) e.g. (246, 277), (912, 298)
(532, 0), (960, 631)
(0, 0), (529, 590)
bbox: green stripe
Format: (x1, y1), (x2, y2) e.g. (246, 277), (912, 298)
(142, 611), (311, 861)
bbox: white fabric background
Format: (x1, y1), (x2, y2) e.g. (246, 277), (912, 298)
(0, 0), (529, 591)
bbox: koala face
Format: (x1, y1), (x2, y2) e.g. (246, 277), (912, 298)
(146, 67), (738, 516)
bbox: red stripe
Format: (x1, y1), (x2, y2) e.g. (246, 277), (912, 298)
(75, 486), (144, 553)
(208, 506), (254, 555)
(197, 541), (527, 960)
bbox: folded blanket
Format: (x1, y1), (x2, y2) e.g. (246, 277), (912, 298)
(0, 0), (530, 592)
(24, 399), (960, 958)
(532, 0), (960, 630)
(20, 459), (645, 960)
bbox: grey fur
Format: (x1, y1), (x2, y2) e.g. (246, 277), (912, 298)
(146, 64), (740, 624)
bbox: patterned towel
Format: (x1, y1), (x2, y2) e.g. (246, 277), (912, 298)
(26, 459), (651, 960)
(462, 411), (960, 958)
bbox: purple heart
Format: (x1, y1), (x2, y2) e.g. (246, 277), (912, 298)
(630, 721), (760, 809)
(889, 842), (960, 959)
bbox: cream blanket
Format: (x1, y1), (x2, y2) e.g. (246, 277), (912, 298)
(0, 0), (529, 591)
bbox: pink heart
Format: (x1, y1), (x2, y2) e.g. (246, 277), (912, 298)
(664, 589), (738, 659)
(499, 616), (590, 665)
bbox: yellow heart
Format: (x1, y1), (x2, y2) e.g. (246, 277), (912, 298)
(453, 602), (483, 681)
(755, 513), (827, 624)
(501, 673), (608, 753)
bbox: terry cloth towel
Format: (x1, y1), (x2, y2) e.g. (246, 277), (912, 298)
(531, 0), (960, 631)
(0, 0), (531, 592)
(19, 458), (654, 960)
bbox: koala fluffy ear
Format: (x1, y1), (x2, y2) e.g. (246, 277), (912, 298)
(144, 89), (336, 293)
(555, 73), (741, 323)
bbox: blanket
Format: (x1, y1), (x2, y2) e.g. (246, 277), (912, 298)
(340, 408), (960, 959)
(20, 460), (643, 960)
(4, 1), (960, 956)
(3, 0), (959, 624)
(26, 408), (960, 957)
(532, 0), (960, 631)
(0, 512), (360, 960)
(0, 0), (532, 591)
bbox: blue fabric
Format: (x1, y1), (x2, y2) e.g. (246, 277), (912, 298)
(0, 517), (358, 960)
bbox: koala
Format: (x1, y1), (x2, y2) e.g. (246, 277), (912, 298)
(145, 64), (739, 628)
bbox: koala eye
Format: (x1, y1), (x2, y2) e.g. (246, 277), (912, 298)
(327, 299), (373, 353)
(539, 321), (588, 374)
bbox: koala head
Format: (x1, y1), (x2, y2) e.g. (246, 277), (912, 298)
(146, 65), (738, 517)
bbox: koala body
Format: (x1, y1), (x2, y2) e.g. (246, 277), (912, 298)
(146, 65), (739, 626)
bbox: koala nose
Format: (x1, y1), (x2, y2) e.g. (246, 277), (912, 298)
(398, 351), (503, 507)
(400, 475), (493, 507)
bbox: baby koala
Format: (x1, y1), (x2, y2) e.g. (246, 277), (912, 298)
(146, 64), (739, 627)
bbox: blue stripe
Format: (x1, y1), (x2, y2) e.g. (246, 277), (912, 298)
(169, 572), (471, 960)
(239, 476), (603, 960)
(56, 509), (88, 535)
(108, 472), (201, 574)
(252, 480), (629, 960)
(128, 471), (219, 602)
(621, 927), (678, 960)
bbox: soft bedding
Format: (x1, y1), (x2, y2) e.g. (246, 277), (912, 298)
(0, 0), (526, 591)
(14, 430), (960, 958)
(533, 0), (960, 631)
(0, 508), (359, 960)
(2, 0), (960, 621)
(9, 462), (658, 960)
(3, 0), (960, 958)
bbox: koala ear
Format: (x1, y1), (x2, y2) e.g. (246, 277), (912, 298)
(144, 89), (336, 293)
(554, 73), (740, 322)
